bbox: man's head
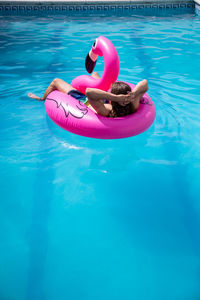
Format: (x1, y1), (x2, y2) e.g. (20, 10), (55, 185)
(111, 81), (131, 95)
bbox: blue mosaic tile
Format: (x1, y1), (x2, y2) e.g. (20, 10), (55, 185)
(131, 5), (137, 9)
(0, 2), (195, 13)
(166, 4), (173, 8)
(187, 3), (194, 7)
(144, 4), (152, 9)
(180, 3), (187, 7)
(138, 4), (145, 9)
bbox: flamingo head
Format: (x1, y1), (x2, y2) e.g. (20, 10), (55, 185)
(85, 36), (119, 76)
(85, 37), (107, 74)
(72, 36), (120, 93)
(85, 38), (99, 74)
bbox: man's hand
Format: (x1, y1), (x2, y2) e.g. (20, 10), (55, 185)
(117, 92), (136, 106)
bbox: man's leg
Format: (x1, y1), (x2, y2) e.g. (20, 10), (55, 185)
(28, 78), (74, 101)
(91, 72), (100, 79)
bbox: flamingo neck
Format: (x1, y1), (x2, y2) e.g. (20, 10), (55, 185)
(93, 37), (120, 89)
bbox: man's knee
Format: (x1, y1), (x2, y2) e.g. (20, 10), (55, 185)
(52, 78), (60, 87)
(143, 79), (148, 91)
(92, 72), (100, 79)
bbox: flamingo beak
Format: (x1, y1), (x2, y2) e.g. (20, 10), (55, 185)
(85, 39), (98, 73)
(85, 50), (98, 74)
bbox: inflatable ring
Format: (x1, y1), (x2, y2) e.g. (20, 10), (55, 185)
(45, 36), (156, 139)
(45, 84), (155, 139)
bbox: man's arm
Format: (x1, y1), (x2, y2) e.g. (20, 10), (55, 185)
(86, 88), (136, 105)
(86, 88), (119, 102)
(86, 88), (116, 117)
(85, 88), (140, 116)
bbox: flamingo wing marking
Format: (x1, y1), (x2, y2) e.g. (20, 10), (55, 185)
(46, 97), (88, 119)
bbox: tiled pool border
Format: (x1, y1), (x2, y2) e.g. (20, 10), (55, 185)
(0, 0), (195, 12)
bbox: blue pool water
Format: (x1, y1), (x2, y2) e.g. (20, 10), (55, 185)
(0, 9), (200, 300)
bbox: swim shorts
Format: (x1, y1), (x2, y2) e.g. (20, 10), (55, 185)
(68, 90), (87, 102)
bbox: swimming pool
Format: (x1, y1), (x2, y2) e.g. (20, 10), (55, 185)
(0, 8), (200, 300)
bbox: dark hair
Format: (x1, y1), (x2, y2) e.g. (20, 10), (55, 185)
(111, 81), (131, 95)
(109, 82), (133, 118)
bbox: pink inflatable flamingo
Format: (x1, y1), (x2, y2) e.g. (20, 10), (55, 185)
(45, 36), (156, 139)
(71, 36), (120, 94)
